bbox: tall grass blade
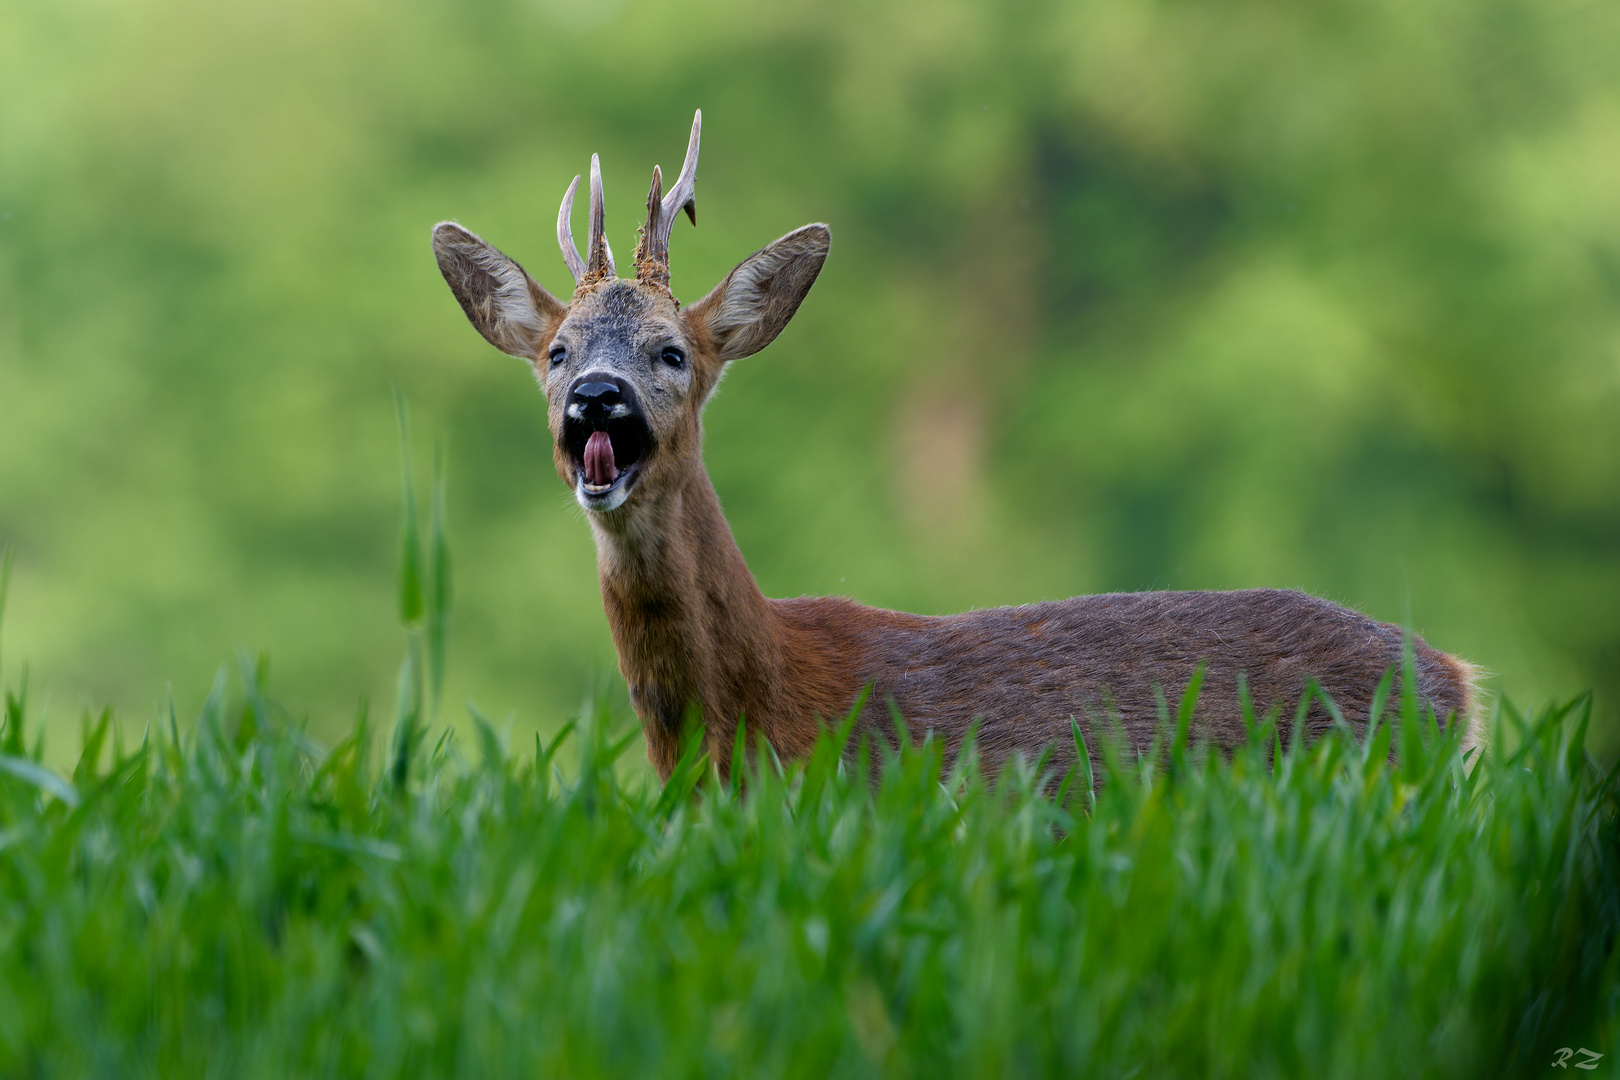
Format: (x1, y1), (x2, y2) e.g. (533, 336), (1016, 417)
(730, 715), (748, 796)
(427, 445), (451, 710)
(1070, 716), (1095, 815)
(468, 701), (504, 772)
(1398, 630), (1425, 778)
(74, 707), (112, 784)
(1363, 667), (1394, 764)
(0, 547), (11, 679)
(2, 681), (24, 759)
(395, 390), (424, 626)
(0, 753), (79, 807)
(1172, 661), (1205, 772)
(390, 641), (422, 791)
(1564, 693), (1592, 780)
(653, 721), (711, 821)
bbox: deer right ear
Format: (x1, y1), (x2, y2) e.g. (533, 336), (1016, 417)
(687, 224), (830, 362)
(432, 222), (568, 359)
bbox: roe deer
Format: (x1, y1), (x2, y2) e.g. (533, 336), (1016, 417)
(432, 111), (1483, 781)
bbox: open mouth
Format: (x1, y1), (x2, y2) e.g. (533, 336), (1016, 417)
(564, 411), (650, 509)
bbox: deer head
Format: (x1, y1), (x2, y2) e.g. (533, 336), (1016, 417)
(432, 111), (830, 526)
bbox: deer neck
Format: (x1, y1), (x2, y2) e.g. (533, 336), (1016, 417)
(587, 466), (784, 775)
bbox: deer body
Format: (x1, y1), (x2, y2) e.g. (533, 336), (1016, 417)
(434, 112), (1480, 781)
(592, 459), (1473, 778)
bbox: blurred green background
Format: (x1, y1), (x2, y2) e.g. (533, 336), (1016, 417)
(2, 0), (1617, 757)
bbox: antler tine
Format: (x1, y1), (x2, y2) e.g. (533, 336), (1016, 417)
(660, 109), (701, 234)
(556, 173), (585, 285)
(634, 164), (666, 281)
(656, 109), (700, 253)
(638, 164), (663, 251)
(584, 153), (615, 281)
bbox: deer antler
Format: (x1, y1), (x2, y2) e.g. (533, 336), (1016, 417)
(557, 173), (585, 284)
(583, 153), (615, 283)
(634, 109), (701, 289)
(558, 155), (616, 288)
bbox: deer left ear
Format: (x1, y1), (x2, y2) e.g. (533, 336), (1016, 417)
(688, 224), (830, 362)
(433, 222), (568, 359)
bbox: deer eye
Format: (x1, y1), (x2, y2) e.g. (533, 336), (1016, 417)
(660, 346), (686, 369)
(548, 346), (567, 366)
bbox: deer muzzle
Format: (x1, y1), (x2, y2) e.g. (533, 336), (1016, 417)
(563, 374), (651, 511)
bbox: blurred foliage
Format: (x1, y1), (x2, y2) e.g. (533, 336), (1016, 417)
(1, 0), (1618, 750)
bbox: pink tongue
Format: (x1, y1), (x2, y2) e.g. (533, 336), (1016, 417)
(583, 430), (619, 487)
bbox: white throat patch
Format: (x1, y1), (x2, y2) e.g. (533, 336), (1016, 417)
(576, 476), (631, 513)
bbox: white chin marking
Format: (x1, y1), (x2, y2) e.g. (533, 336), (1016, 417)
(576, 477), (629, 513)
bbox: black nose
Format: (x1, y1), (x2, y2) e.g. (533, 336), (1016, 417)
(569, 379), (622, 423)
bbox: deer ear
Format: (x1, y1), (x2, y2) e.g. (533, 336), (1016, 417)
(688, 224), (829, 362)
(433, 222), (567, 359)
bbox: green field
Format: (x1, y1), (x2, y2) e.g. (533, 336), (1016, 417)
(1, 545), (1615, 1078)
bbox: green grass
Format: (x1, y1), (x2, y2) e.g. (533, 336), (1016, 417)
(0, 470), (1615, 1078)
(0, 643), (1616, 1077)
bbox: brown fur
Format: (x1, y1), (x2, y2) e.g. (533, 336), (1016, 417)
(584, 463), (1479, 779)
(432, 137), (1482, 784)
